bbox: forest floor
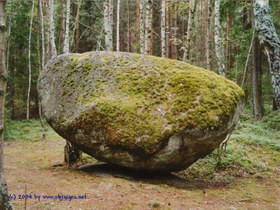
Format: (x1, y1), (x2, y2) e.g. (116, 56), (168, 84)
(3, 110), (280, 210)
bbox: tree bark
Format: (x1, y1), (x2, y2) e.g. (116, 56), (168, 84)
(127, 0), (132, 52)
(252, 37), (264, 119)
(63, 0), (70, 54)
(26, 0), (35, 120)
(104, 0), (113, 51)
(39, 0), (46, 69)
(144, 0), (153, 55)
(161, 0), (166, 57)
(183, 0), (197, 62)
(214, 0), (226, 76)
(205, 0), (212, 69)
(49, 0), (57, 58)
(254, 0), (280, 109)
(116, 0), (120, 51)
(139, 0), (145, 54)
(0, 0), (12, 209)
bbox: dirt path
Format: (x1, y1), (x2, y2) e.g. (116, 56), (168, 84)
(4, 136), (280, 210)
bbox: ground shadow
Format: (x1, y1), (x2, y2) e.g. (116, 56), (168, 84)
(77, 162), (232, 190)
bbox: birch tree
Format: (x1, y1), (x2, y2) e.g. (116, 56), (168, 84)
(0, 0), (12, 208)
(104, 0), (113, 51)
(214, 0), (226, 76)
(144, 0), (153, 55)
(139, 0), (145, 54)
(63, 0), (70, 54)
(254, 0), (280, 109)
(116, 0), (120, 51)
(49, 0), (57, 58)
(161, 0), (166, 57)
(26, 0), (35, 120)
(183, 0), (197, 62)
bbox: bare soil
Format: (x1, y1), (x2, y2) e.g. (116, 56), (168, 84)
(4, 135), (280, 210)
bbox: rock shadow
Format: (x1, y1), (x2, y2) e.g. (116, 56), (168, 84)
(77, 162), (230, 190)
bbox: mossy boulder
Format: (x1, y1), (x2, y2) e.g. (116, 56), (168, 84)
(38, 51), (244, 171)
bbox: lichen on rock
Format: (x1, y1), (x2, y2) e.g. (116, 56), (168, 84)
(38, 51), (244, 171)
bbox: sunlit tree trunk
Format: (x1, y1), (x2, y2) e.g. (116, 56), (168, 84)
(0, 0), (12, 209)
(161, 0), (166, 57)
(254, 0), (280, 109)
(139, 0), (145, 54)
(214, 0), (226, 76)
(27, 0), (35, 120)
(49, 0), (57, 58)
(104, 0), (113, 51)
(144, 0), (153, 55)
(63, 0), (70, 54)
(183, 0), (197, 62)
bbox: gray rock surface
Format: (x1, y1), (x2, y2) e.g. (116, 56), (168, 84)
(38, 51), (244, 171)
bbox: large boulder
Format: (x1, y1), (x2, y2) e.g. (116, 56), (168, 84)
(38, 51), (244, 171)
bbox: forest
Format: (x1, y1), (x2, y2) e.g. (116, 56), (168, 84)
(0, 0), (280, 209)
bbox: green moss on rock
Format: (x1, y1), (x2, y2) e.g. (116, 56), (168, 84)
(58, 52), (244, 154)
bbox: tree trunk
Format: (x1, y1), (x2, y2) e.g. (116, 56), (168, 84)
(205, 0), (211, 69)
(144, 0), (153, 55)
(139, 0), (145, 54)
(39, 0), (46, 69)
(127, 0), (131, 52)
(104, 0), (113, 51)
(171, 1), (178, 59)
(63, 0), (70, 54)
(59, 0), (66, 53)
(73, 0), (81, 52)
(0, 0), (12, 209)
(116, 0), (120, 51)
(254, 0), (280, 109)
(252, 37), (264, 119)
(183, 0), (197, 62)
(214, 0), (226, 76)
(49, 0), (57, 58)
(161, 0), (166, 57)
(26, 0), (35, 120)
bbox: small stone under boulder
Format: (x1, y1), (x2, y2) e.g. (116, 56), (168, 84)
(38, 51), (244, 171)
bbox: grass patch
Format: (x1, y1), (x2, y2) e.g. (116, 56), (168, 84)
(4, 119), (61, 141)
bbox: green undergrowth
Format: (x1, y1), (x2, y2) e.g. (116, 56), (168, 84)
(4, 119), (61, 141)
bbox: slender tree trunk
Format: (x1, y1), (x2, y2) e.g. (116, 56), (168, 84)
(49, 0), (57, 58)
(127, 0), (131, 52)
(161, 0), (166, 57)
(63, 0), (70, 54)
(144, 0), (153, 55)
(116, 0), (120, 51)
(0, 0), (12, 209)
(183, 0), (197, 62)
(171, 1), (178, 59)
(74, 0), (81, 52)
(226, 9), (233, 71)
(39, 0), (46, 69)
(104, 0), (113, 51)
(27, 0), (35, 120)
(59, 0), (66, 53)
(214, 0), (226, 76)
(254, 0), (280, 109)
(206, 0), (211, 69)
(252, 37), (264, 119)
(139, 0), (145, 54)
